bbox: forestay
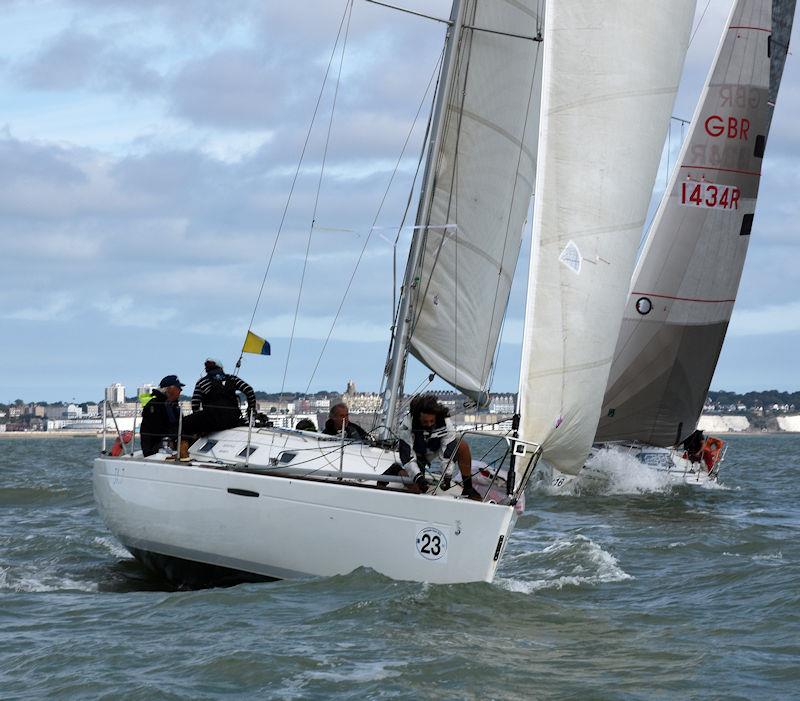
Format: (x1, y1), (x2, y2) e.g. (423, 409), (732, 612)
(518, 1), (696, 474)
(597, 0), (796, 447)
(407, 0), (544, 403)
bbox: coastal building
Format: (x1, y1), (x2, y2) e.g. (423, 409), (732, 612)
(105, 383), (125, 405)
(488, 394), (516, 414)
(258, 400), (295, 415)
(341, 381), (382, 414)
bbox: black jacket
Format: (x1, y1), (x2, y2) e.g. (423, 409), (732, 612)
(322, 419), (368, 441)
(140, 389), (180, 456)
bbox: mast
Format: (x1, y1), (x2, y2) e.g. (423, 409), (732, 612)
(380, 0), (466, 437)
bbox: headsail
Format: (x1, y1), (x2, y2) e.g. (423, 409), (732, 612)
(518, 1), (697, 474)
(597, 0), (796, 447)
(406, 0), (545, 403)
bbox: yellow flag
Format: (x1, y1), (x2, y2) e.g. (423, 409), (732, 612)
(242, 330), (271, 356)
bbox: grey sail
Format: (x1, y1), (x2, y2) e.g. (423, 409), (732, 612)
(596, 0), (796, 446)
(406, 0), (544, 403)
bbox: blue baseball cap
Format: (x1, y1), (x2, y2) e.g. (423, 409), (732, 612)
(159, 375), (185, 389)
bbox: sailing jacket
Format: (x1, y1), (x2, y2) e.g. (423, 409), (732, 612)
(191, 371), (257, 419)
(140, 389), (180, 456)
(396, 415), (459, 480)
(322, 419), (369, 441)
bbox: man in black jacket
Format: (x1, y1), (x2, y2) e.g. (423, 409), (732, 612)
(139, 375), (184, 456)
(182, 359), (257, 437)
(322, 402), (368, 441)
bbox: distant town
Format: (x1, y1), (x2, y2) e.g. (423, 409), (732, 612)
(2, 383), (800, 435)
(0, 380), (517, 435)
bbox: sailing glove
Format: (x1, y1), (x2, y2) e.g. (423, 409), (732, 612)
(413, 473), (428, 494)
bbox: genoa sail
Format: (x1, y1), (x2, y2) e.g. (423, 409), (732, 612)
(596, 0), (796, 447)
(406, 0), (545, 403)
(518, 1), (697, 474)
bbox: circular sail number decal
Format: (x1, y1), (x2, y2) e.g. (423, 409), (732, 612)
(635, 297), (652, 315)
(416, 527), (447, 561)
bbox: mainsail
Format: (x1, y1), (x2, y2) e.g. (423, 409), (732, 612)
(518, 1), (697, 474)
(597, 0), (796, 447)
(406, 0), (545, 403)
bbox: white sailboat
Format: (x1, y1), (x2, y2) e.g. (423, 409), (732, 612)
(93, 0), (695, 586)
(589, 0), (796, 487)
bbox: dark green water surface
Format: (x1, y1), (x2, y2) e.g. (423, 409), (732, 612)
(1, 435), (798, 700)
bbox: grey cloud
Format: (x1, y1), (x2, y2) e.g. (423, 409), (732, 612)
(16, 26), (163, 94)
(168, 49), (298, 130)
(0, 133), (87, 186)
(18, 29), (105, 90)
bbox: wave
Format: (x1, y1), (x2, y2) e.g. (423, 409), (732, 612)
(0, 565), (97, 593)
(496, 534), (633, 594)
(93, 536), (133, 560)
(0, 485), (71, 506)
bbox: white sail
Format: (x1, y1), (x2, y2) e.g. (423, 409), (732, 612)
(407, 0), (544, 403)
(597, 0), (796, 447)
(518, 1), (696, 474)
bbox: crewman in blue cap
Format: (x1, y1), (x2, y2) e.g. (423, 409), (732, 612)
(140, 374), (185, 457)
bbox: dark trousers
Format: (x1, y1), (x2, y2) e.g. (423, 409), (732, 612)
(182, 408), (241, 437)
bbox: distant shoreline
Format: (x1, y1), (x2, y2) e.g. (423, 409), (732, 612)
(1, 429), (799, 441)
(0, 431), (102, 439)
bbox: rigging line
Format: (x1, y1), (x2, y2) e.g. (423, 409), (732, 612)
(689, 0), (713, 47)
(478, 36), (543, 388)
(374, 372), (435, 432)
(363, 0), (450, 25)
(303, 50), (445, 396)
(461, 24), (543, 43)
(240, 2), (351, 344)
(280, 0), (354, 400)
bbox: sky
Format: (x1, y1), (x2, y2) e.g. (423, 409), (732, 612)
(1, 0), (799, 404)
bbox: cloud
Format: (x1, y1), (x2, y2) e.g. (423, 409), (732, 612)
(1, 1), (799, 402)
(92, 295), (177, 328)
(168, 49), (294, 130)
(729, 299), (800, 337)
(16, 27), (162, 94)
(3, 294), (76, 322)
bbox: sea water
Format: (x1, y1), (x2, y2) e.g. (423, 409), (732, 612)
(1, 435), (798, 700)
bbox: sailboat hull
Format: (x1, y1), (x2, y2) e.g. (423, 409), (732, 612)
(538, 443), (721, 491)
(93, 455), (518, 586)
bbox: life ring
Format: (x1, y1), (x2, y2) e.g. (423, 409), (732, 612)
(110, 430), (133, 456)
(702, 436), (724, 471)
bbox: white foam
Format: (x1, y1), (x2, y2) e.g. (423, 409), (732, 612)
(752, 551), (784, 564)
(94, 536), (132, 559)
(303, 661), (402, 682)
(581, 449), (676, 494)
(0, 566), (97, 593)
(497, 535), (633, 593)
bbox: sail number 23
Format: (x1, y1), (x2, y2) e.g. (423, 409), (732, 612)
(416, 526), (448, 562)
(680, 181), (740, 210)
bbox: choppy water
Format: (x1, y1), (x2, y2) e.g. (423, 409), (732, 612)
(1, 435), (798, 700)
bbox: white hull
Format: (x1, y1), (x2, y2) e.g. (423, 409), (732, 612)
(94, 427), (528, 585)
